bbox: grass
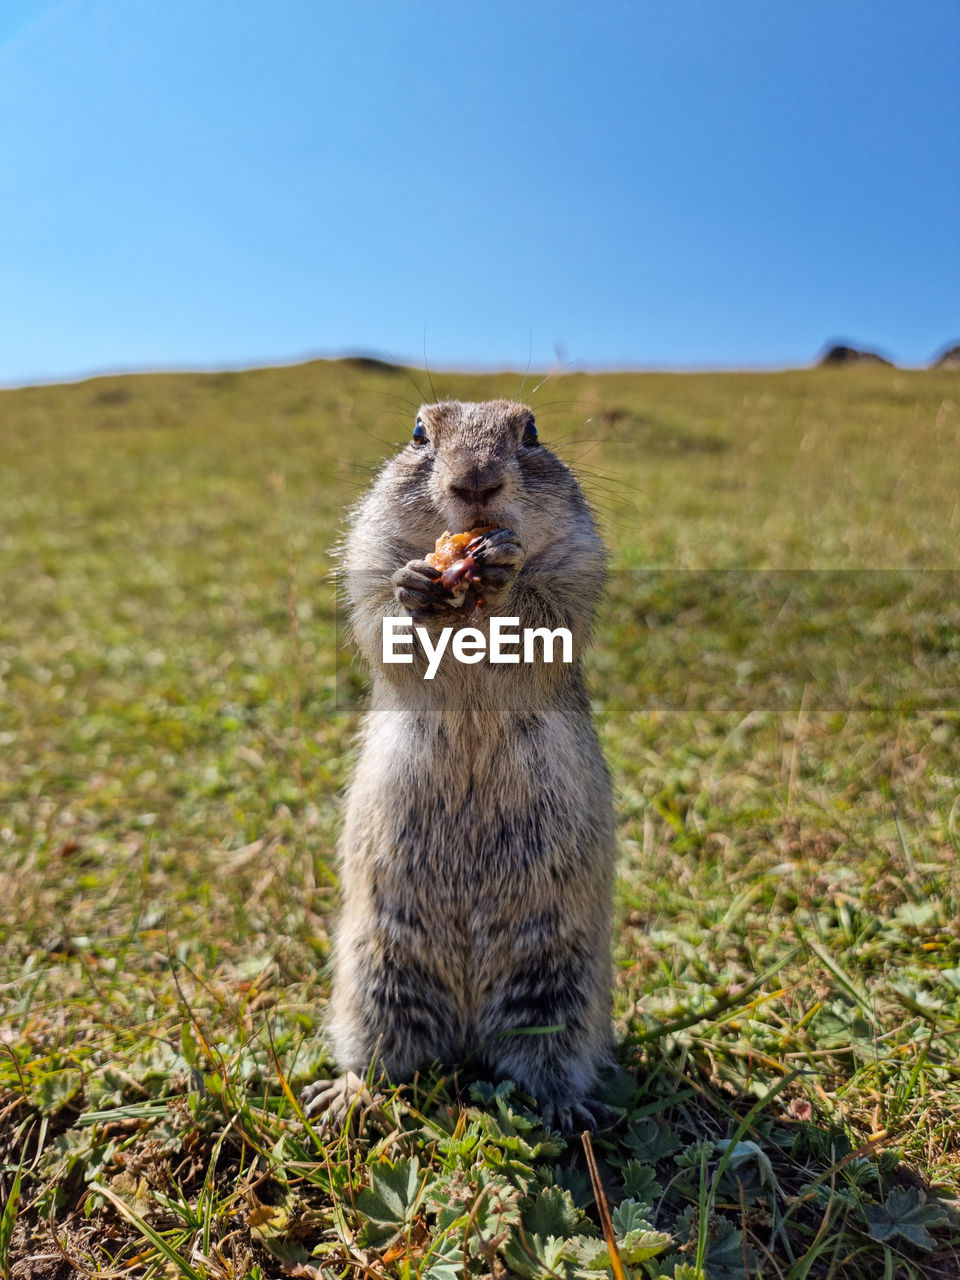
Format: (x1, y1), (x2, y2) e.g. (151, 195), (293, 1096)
(0, 358), (959, 1278)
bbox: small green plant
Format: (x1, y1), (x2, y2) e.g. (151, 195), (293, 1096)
(0, 1163), (22, 1280)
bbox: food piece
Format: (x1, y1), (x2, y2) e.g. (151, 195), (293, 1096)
(426, 526), (493, 573)
(426, 526), (493, 605)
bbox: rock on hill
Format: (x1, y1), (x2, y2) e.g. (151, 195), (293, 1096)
(931, 342), (960, 369)
(817, 343), (895, 368)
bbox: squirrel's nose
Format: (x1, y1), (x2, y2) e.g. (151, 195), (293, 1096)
(449, 482), (504, 504)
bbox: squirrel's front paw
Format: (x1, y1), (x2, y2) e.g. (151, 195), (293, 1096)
(392, 559), (458, 618)
(476, 528), (524, 601)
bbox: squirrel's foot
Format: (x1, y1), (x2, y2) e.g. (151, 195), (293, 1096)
(392, 560), (460, 618)
(300, 1071), (373, 1130)
(475, 528), (524, 600)
(540, 1096), (617, 1136)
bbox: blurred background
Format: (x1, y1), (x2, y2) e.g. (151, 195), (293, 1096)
(1, 0), (958, 385)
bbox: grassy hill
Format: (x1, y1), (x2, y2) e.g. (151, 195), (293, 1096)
(1, 361), (959, 1277)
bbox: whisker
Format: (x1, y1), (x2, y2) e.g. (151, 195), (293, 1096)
(399, 363), (430, 408)
(516, 335), (534, 400)
(422, 330), (438, 403)
(527, 358), (584, 399)
(363, 388), (424, 415)
(568, 468), (644, 494)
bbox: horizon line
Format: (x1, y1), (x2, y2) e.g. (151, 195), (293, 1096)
(1, 345), (955, 392)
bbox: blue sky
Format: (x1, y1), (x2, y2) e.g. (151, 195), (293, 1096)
(1, 0), (957, 383)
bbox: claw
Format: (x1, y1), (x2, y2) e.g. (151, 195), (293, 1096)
(573, 1099), (617, 1131)
(393, 559), (461, 617)
(300, 1071), (372, 1131)
(539, 1095), (616, 1135)
(475, 528), (524, 570)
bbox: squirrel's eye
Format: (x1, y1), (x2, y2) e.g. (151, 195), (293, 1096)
(412, 420), (428, 445)
(522, 417), (538, 445)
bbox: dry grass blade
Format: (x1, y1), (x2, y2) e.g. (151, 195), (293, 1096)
(581, 1130), (628, 1280)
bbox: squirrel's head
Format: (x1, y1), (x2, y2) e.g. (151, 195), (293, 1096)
(388, 399), (584, 555)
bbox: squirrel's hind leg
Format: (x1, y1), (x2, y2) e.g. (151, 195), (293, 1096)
(475, 948), (615, 1135)
(322, 938), (465, 1091)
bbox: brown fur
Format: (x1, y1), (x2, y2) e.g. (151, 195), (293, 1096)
(305, 400), (617, 1131)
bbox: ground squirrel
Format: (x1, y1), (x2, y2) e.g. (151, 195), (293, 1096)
(302, 399), (617, 1132)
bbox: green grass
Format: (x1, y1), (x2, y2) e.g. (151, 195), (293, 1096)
(1, 360), (959, 1278)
